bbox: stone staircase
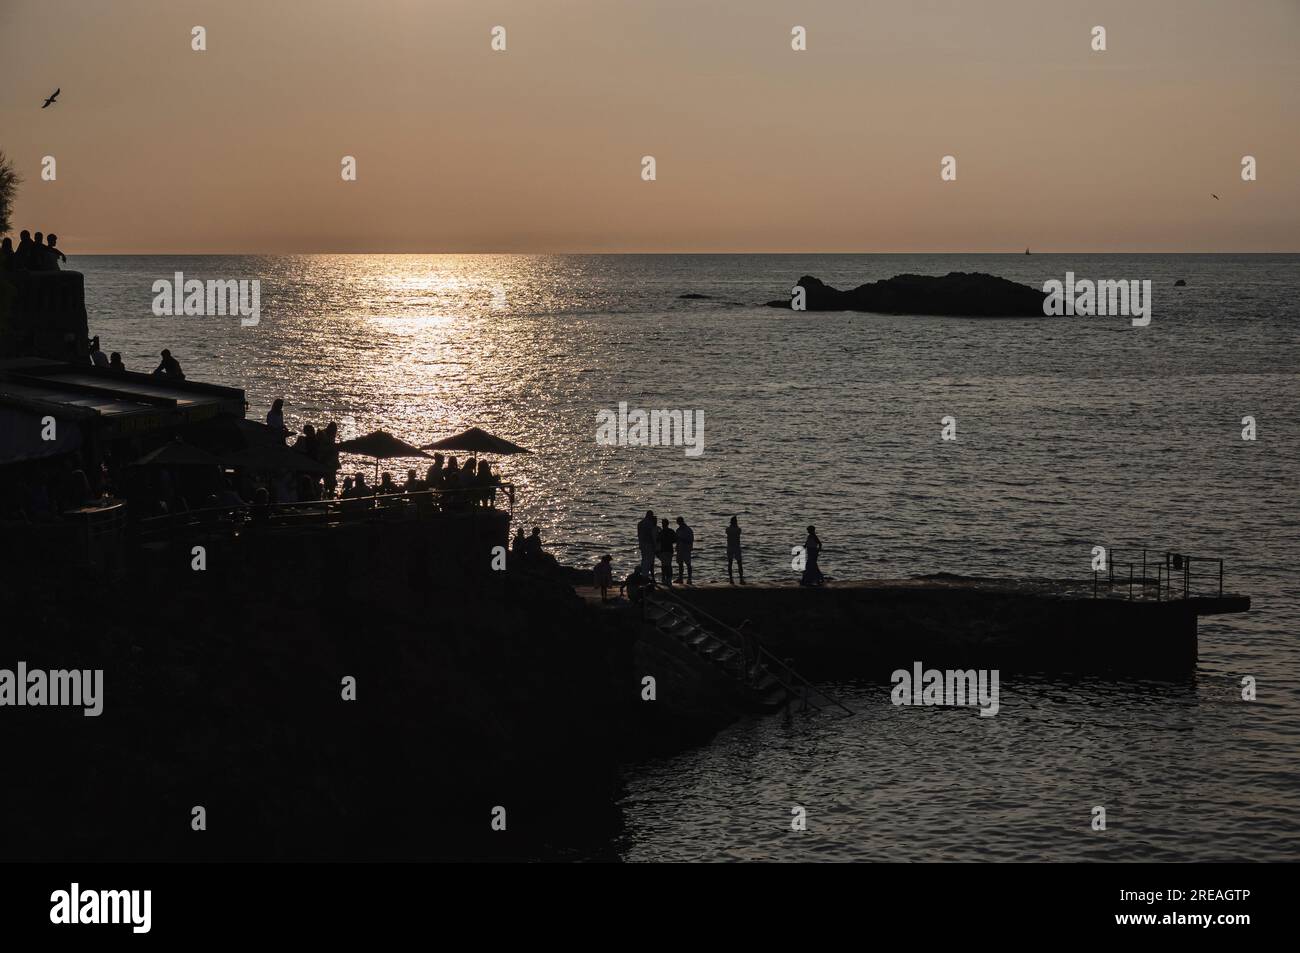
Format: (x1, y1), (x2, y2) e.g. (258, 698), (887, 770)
(642, 591), (814, 712)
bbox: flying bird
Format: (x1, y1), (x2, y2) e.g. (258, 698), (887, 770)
(41, 88), (60, 108)
(1211, 194), (1220, 201)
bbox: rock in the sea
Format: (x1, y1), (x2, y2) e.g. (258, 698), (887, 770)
(678, 293), (713, 299)
(766, 272), (1049, 317)
(1174, 279), (1187, 287)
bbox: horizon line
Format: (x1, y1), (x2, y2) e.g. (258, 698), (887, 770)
(56, 249), (1300, 257)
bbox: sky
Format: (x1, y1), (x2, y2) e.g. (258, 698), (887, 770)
(1, 0), (1297, 253)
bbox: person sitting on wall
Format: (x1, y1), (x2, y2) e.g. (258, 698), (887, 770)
(525, 527), (544, 560)
(46, 234), (67, 267)
(88, 336), (109, 369)
(108, 352), (125, 372)
(152, 349), (185, 380)
(511, 527), (527, 562)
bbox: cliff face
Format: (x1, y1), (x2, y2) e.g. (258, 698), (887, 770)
(0, 270), (89, 361)
(767, 272), (1048, 317)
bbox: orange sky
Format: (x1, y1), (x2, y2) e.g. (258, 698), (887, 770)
(2, 0), (1297, 253)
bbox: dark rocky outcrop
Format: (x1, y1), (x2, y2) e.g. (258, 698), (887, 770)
(765, 272), (1048, 317)
(1174, 279), (1187, 287)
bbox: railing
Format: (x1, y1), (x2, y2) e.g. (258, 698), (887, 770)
(1094, 548), (1224, 602)
(646, 583), (854, 716)
(134, 484), (514, 544)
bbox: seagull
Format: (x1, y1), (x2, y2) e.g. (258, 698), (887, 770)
(41, 88), (60, 108)
(1211, 194), (1219, 200)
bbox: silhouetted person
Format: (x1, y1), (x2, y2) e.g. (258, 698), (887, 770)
(657, 517), (677, 586)
(46, 234), (66, 266)
(378, 472), (397, 495)
(621, 566), (649, 604)
(525, 527), (543, 560)
(476, 459), (498, 507)
(426, 454), (444, 490)
(294, 423), (318, 459)
(88, 335), (109, 368)
(594, 554), (614, 601)
(0, 237), (14, 272)
(637, 510), (657, 577)
(30, 231), (55, 271)
(403, 468), (420, 493)
(726, 516), (744, 585)
(251, 486), (270, 526)
(108, 352), (125, 372)
(153, 349), (185, 379)
(14, 231), (33, 269)
(512, 527), (527, 561)
(800, 525), (824, 587)
(266, 398), (285, 435)
(675, 516), (694, 584)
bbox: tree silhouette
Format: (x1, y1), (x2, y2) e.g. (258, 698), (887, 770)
(0, 151), (20, 236)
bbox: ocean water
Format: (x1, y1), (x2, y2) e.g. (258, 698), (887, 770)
(77, 253), (1300, 861)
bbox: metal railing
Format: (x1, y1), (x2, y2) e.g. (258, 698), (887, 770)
(645, 583), (854, 716)
(1095, 548), (1224, 602)
(134, 484), (514, 543)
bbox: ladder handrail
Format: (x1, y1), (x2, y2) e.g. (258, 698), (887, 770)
(648, 584), (854, 716)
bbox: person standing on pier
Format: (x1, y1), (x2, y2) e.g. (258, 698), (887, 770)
(800, 525), (824, 587)
(594, 554), (614, 602)
(675, 516), (694, 585)
(657, 518), (678, 586)
(637, 510), (657, 577)
(726, 516), (745, 585)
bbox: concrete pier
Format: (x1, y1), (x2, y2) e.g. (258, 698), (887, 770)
(581, 576), (1250, 679)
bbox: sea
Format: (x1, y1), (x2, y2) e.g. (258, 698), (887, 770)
(76, 253), (1300, 861)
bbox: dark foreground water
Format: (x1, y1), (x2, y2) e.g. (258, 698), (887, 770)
(79, 253), (1300, 861)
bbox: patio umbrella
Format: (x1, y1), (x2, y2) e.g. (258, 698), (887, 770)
(337, 430), (430, 481)
(420, 426), (531, 456)
(128, 440), (222, 468)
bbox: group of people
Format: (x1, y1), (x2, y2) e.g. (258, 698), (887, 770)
(590, 514), (826, 601)
(266, 399), (503, 507)
(635, 510), (699, 588)
(87, 336), (127, 372)
(83, 335), (186, 379)
(0, 230), (67, 272)
(335, 454), (501, 507)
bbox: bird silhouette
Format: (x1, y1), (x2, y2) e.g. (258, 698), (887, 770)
(1211, 194), (1220, 200)
(41, 88), (60, 108)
